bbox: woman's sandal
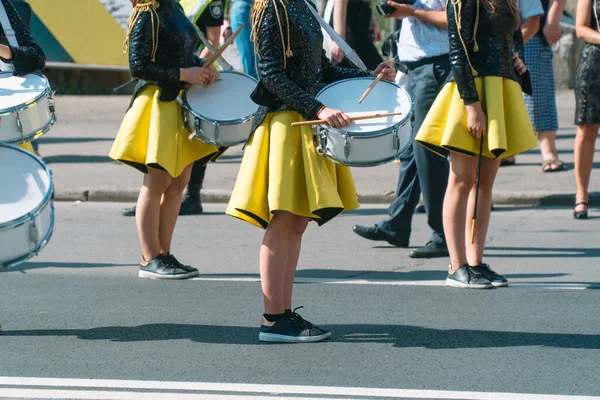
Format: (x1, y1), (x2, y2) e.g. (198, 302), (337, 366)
(574, 202), (589, 219)
(542, 159), (565, 173)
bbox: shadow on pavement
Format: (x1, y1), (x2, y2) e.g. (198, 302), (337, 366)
(486, 246), (600, 258)
(0, 262), (134, 273)
(5, 323), (599, 349)
(42, 155), (115, 164)
(38, 137), (114, 144)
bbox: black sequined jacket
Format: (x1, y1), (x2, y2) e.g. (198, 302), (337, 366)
(0, 0), (45, 75)
(128, 0), (207, 103)
(252, 0), (371, 130)
(447, 0), (525, 105)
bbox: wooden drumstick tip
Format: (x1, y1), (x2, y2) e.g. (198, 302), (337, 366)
(470, 218), (476, 244)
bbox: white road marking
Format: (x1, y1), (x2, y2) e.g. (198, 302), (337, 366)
(191, 276), (595, 290)
(0, 377), (599, 400)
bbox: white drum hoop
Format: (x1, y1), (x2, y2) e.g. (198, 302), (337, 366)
(0, 72), (57, 143)
(314, 77), (414, 167)
(183, 71), (258, 135)
(0, 143), (54, 268)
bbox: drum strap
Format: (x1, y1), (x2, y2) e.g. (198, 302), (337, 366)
(0, 0), (19, 48)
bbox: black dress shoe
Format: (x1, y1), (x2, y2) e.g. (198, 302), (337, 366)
(122, 205), (136, 217)
(352, 225), (409, 247)
(179, 196), (203, 215)
(415, 204), (426, 214)
(574, 202), (588, 219)
(408, 241), (449, 259)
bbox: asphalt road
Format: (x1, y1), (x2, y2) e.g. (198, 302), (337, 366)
(1, 203), (599, 399)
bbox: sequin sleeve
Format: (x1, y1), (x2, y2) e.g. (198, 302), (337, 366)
(447, 0), (479, 105)
(0, 0), (45, 75)
(512, 26), (524, 60)
(321, 50), (371, 84)
(128, 11), (180, 84)
(256, 2), (324, 120)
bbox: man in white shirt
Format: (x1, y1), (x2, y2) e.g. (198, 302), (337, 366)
(352, 0), (450, 258)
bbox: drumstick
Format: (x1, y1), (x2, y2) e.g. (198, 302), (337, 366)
(358, 57), (396, 104)
(291, 111), (402, 127)
(202, 24), (244, 69)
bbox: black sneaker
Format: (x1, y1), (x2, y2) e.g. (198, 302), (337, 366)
(139, 254), (190, 279)
(164, 253), (199, 278)
(473, 263), (508, 287)
(259, 315), (331, 343)
(122, 205), (136, 217)
(179, 196), (203, 215)
(285, 307), (329, 335)
(408, 241), (449, 259)
(446, 264), (493, 289)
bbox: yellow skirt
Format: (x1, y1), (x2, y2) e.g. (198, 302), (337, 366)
(415, 76), (537, 159)
(109, 86), (218, 178)
(226, 111), (359, 229)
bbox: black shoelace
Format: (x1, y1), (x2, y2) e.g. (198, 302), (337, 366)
(289, 307), (314, 330)
(465, 265), (485, 282)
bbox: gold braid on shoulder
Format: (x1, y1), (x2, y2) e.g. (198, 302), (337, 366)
(250, 0), (293, 74)
(123, 0), (161, 62)
(449, 0), (480, 76)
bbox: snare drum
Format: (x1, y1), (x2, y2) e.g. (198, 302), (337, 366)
(0, 143), (54, 268)
(184, 71), (258, 146)
(314, 77), (413, 166)
(0, 72), (56, 144)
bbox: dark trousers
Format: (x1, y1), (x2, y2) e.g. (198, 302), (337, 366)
(189, 161), (206, 186)
(377, 56), (451, 245)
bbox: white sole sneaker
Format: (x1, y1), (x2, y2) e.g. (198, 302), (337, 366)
(446, 278), (494, 289)
(138, 270), (190, 279)
(490, 281), (509, 288)
(258, 331), (332, 343)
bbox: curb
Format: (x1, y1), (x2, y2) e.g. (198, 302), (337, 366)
(54, 188), (600, 207)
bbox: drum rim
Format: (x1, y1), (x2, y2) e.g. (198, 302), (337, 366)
(0, 72), (53, 115)
(183, 70), (259, 125)
(315, 77), (414, 136)
(0, 143), (54, 230)
(320, 152), (399, 167)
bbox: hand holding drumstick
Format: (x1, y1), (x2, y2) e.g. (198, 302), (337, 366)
(359, 58), (397, 103)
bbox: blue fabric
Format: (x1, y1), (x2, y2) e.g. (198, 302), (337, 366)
(230, 0), (256, 79)
(523, 35), (559, 132)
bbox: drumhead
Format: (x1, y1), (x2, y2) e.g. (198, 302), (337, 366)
(185, 71), (259, 122)
(0, 143), (52, 226)
(0, 72), (49, 112)
(316, 78), (412, 134)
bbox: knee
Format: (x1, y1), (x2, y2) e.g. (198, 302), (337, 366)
(449, 175), (475, 195)
(269, 212), (299, 236)
(143, 175), (171, 196)
(169, 176), (190, 194)
(293, 218), (309, 236)
(578, 125), (600, 142)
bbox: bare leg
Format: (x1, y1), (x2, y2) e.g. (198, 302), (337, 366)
(283, 217), (309, 310)
(136, 168), (172, 262)
(260, 211), (298, 315)
(465, 157), (501, 265)
(159, 165), (192, 254)
(539, 131), (561, 171)
(574, 124), (600, 211)
(443, 153), (477, 270)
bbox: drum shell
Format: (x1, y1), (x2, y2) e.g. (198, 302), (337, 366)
(185, 111), (254, 147)
(314, 77), (413, 167)
(0, 73), (56, 144)
(314, 121), (411, 167)
(183, 71), (258, 147)
(0, 197), (54, 268)
(0, 144), (54, 268)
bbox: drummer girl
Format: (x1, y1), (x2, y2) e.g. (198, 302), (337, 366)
(109, 0), (219, 279)
(226, 0), (394, 342)
(415, 0), (537, 288)
(0, 0), (46, 154)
